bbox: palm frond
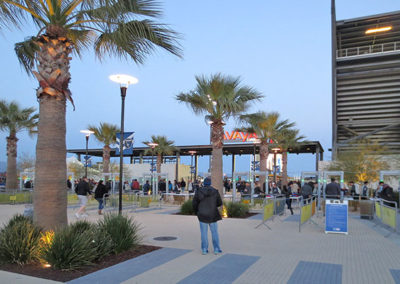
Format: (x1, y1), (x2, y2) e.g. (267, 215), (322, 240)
(14, 36), (39, 75)
(67, 28), (95, 57)
(93, 19), (182, 64)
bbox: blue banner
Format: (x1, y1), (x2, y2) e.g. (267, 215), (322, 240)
(115, 132), (135, 155)
(325, 200), (348, 234)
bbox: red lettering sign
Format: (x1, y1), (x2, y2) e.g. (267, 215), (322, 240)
(223, 131), (259, 142)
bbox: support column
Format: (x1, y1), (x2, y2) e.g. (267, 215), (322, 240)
(139, 152), (143, 164)
(77, 154), (81, 162)
(175, 152), (180, 181)
(320, 151), (324, 161)
(130, 156), (133, 164)
(195, 155), (198, 180)
(231, 154), (236, 178)
(315, 147), (320, 171)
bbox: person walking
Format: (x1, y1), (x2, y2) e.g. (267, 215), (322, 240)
(75, 177), (92, 218)
(301, 181), (313, 203)
(192, 177), (223, 255)
(180, 178), (186, 193)
(361, 181), (369, 197)
(143, 180), (150, 195)
(94, 180), (108, 215)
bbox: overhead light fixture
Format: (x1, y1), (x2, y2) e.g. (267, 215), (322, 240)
(365, 26), (392, 34)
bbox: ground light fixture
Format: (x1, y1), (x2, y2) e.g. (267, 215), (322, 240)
(80, 130), (94, 178)
(365, 26), (392, 34)
(109, 74), (138, 214)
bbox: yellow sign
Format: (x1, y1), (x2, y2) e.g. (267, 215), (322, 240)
(382, 206), (396, 229)
(301, 204), (312, 224)
(263, 202), (274, 221)
(312, 200), (316, 216)
(115, 176), (120, 182)
(242, 200), (250, 204)
(375, 202), (381, 219)
(9, 196), (17, 201)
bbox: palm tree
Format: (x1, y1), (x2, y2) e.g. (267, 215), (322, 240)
(88, 122), (119, 176)
(177, 74), (262, 197)
(238, 112), (294, 190)
(0, 0), (182, 230)
(274, 129), (305, 187)
(0, 100), (38, 190)
(143, 135), (177, 176)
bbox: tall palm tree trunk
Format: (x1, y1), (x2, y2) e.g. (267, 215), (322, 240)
(33, 32), (71, 230)
(282, 151), (288, 187)
(211, 121), (224, 198)
(259, 142), (269, 193)
(103, 145), (111, 175)
(34, 97), (67, 230)
(157, 155), (162, 182)
(6, 134), (18, 190)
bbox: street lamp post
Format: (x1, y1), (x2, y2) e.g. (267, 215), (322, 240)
(80, 130), (94, 178)
(109, 74), (138, 214)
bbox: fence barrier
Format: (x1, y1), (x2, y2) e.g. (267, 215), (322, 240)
(299, 196), (320, 232)
(375, 198), (397, 236)
(255, 198), (274, 230)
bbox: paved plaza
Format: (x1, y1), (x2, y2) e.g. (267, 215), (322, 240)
(0, 203), (399, 284)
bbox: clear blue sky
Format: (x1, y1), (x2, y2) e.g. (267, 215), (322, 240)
(0, 0), (399, 175)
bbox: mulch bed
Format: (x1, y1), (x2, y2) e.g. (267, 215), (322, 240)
(0, 245), (160, 283)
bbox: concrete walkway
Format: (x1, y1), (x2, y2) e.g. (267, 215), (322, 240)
(0, 204), (399, 283)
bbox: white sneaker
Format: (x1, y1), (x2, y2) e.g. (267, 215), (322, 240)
(75, 213), (80, 218)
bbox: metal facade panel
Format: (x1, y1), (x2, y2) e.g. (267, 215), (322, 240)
(334, 12), (400, 154)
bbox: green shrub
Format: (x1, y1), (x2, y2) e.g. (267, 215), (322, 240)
(69, 220), (94, 235)
(180, 200), (195, 215)
(4, 214), (33, 228)
(224, 201), (249, 218)
(40, 226), (98, 270)
(0, 217), (42, 265)
(97, 214), (142, 254)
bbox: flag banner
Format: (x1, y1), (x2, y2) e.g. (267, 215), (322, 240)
(114, 132), (135, 155)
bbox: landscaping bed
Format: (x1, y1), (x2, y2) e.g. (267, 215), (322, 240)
(0, 245), (160, 282)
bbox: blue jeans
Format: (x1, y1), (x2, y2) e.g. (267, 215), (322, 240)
(199, 221), (221, 253)
(96, 198), (104, 210)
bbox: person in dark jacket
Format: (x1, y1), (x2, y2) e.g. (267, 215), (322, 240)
(301, 182), (313, 203)
(283, 183), (294, 215)
(192, 177), (223, 255)
(94, 180), (108, 215)
(380, 184), (395, 207)
(325, 178), (340, 198)
(75, 177), (92, 218)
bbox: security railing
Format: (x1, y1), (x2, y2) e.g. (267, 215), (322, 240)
(337, 42), (400, 58)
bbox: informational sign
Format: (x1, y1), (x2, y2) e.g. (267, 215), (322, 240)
(115, 132), (135, 155)
(325, 199), (348, 235)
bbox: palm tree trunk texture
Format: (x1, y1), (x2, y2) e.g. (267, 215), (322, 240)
(157, 155), (162, 182)
(211, 121), (224, 198)
(33, 33), (71, 230)
(34, 97), (67, 230)
(103, 145), (111, 174)
(259, 142), (269, 192)
(282, 151), (288, 187)
(6, 135), (18, 190)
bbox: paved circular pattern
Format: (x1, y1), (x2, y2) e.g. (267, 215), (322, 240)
(153, 236), (178, 241)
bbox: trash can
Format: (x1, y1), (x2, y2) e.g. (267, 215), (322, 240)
(360, 198), (374, 219)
